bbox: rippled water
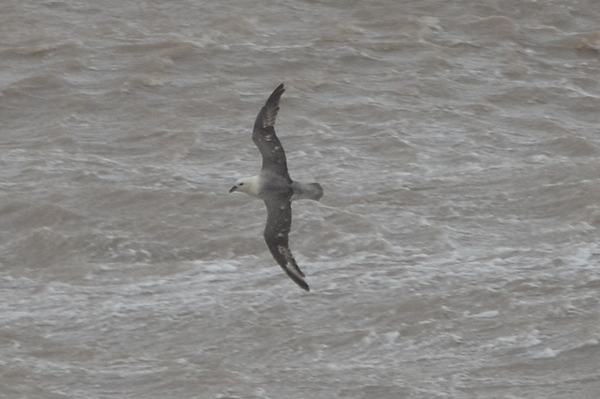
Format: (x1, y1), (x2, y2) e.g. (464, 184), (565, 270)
(2, 1), (600, 398)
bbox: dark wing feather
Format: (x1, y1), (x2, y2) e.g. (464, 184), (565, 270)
(252, 83), (292, 183)
(262, 190), (309, 292)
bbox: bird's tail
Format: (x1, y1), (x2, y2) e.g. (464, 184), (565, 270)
(291, 182), (324, 201)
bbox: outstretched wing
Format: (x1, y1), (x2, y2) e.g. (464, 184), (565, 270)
(262, 189), (309, 292)
(252, 83), (292, 183)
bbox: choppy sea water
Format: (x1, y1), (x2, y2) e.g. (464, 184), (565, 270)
(1, 1), (600, 398)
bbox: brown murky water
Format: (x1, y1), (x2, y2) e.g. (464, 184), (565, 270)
(1, 1), (600, 398)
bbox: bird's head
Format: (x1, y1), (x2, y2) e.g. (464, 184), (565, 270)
(229, 176), (260, 198)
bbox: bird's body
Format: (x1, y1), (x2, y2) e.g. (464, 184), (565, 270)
(233, 173), (323, 201)
(229, 84), (323, 291)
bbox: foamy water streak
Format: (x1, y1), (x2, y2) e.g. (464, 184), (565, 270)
(1, 1), (600, 398)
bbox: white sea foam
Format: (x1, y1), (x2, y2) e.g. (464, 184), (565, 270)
(1, 1), (600, 397)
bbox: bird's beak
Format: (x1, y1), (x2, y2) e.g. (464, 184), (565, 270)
(229, 185), (237, 193)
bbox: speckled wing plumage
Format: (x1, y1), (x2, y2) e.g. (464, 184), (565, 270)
(263, 189), (309, 292)
(252, 83), (292, 184)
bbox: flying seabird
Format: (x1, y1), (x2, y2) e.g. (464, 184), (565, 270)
(229, 83), (323, 291)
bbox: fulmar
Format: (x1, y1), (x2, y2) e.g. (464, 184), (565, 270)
(229, 83), (323, 291)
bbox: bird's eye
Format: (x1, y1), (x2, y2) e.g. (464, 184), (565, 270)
(239, 182), (244, 186)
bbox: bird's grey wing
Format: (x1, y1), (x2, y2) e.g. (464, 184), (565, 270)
(252, 83), (292, 183)
(262, 190), (309, 292)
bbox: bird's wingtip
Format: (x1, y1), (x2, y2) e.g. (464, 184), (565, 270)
(281, 263), (310, 292)
(297, 278), (310, 292)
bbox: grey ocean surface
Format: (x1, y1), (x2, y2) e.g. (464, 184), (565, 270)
(1, 1), (600, 398)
